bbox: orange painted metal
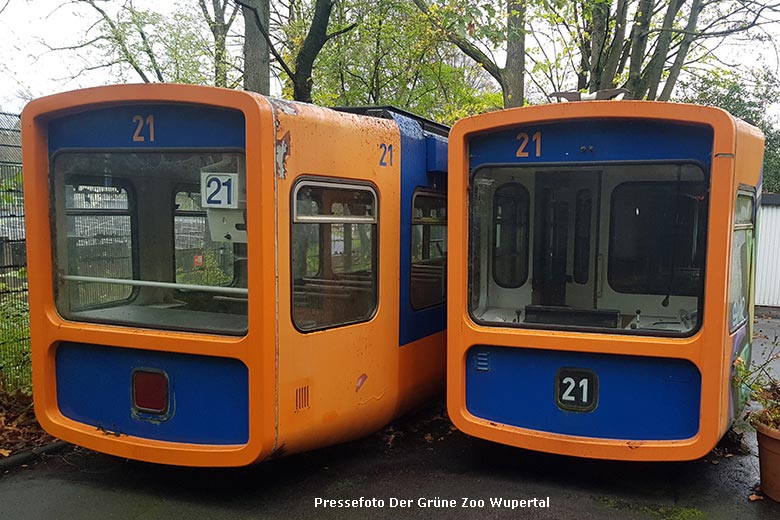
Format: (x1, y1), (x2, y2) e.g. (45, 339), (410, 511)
(446, 101), (764, 461)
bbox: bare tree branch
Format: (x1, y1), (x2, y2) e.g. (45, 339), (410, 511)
(659, 0), (705, 100)
(326, 22), (358, 42)
(235, 0), (294, 80)
(131, 10), (165, 82)
(411, 0), (503, 86)
(81, 0), (152, 83)
(41, 35), (107, 53)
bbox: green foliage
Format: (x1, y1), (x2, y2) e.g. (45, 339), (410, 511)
(155, 9), (215, 85)
(0, 170), (22, 206)
(675, 69), (780, 193)
(78, 0), (240, 87)
(734, 340), (780, 430)
(176, 250), (233, 287)
(753, 383), (780, 430)
(430, 0), (510, 49)
(311, 0), (502, 124)
(0, 271), (31, 394)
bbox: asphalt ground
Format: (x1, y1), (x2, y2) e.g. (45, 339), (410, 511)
(1, 312), (780, 520)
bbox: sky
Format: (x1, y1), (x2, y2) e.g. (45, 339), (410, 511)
(1, 0), (780, 115)
(0, 0), (177, 113)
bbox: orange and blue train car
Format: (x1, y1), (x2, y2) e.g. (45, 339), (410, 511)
(22, 84), (448, 466)
(447, 101), (763, 461)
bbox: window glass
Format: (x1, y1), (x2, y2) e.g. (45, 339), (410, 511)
(292, 181), (377, 332)
(735, 196), (753, 224)
(729, 194), (754, 331)
(492, 183), (530, 288)
(573, 189), (592, 284)
(174, 190), (236, 287)
(53, 152), (247, 335)
(411, 192), (447, 309)
(468, 163), (707, 336)
(609, 182), (707, 296)
(64, 184), (133, 306)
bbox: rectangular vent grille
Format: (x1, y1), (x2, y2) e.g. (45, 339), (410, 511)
(475, 351), (491, 372)
(295, 385), (310, 412)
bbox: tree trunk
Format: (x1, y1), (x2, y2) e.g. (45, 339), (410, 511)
(575, 1), (590, 91)
(214, 25), (228, 87)
(598, 0), (629, 90)
(292, 0), (335, 102)
(659, 0), (704, 101)
(503, 0), (526, 108)
(199, 0), (238, 88)
(639, 0), (684, 100)
(587, 0), (609, 92)
(624, 0), (653, 99)
(242, 0), (270, 94)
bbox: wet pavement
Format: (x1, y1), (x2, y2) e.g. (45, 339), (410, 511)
(2, 313), (780, 520)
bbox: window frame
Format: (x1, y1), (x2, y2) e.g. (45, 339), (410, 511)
(491, 181), (531, 289)
(729, 190), (755, 333)
(57, 173), (139, 310)
(410, 188), (447, 310)
(290, 177), (379, 333)
(467, 161), (711, 338)
(50, 149), (249, 336)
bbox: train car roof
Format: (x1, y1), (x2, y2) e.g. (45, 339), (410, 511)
(333, 106), (449, 137)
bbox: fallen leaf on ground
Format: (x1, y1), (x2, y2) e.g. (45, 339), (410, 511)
(0, 391), (57, 458)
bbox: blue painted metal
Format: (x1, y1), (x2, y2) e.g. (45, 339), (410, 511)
(465, 345), (701, 441)
(48, 104), (245, 153)
(56, 342), (249, 445)
(426, 134), (448, 173)
(469, 120), (714, 169)
(391, 112), (447, 346)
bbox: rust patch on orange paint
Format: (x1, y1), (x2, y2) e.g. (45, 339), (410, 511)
(269, 98), (298, 116)
(356, 373), (368, 392)
(627, 441), (644, 450)
(275, 130), (291, 179)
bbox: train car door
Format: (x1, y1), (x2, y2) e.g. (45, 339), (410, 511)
(533, 171), (599, 310)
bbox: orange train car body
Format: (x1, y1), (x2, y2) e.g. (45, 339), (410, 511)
(22, 84), (447, 466)
(447, 101), (764, 461)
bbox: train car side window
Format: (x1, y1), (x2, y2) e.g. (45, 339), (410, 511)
(411, 191), (447, 310)
(492, 183), (530, 288)
(729, 194), (754, 332)
(291, 181), (378, 332)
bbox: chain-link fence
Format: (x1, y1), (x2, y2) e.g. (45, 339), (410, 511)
(0, 112), (29, 394)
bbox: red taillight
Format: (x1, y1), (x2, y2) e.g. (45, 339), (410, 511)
(132, 369), (169, 414)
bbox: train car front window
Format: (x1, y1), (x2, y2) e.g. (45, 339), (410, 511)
(469, 163), (708, 336)
(52, 152), (248, 335)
